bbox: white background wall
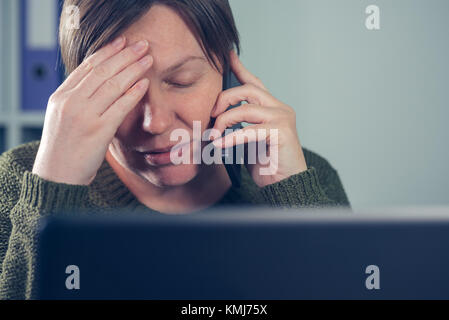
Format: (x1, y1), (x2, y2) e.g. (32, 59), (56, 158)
(230, 0), (449, 210)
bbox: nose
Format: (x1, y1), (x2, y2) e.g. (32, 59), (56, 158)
(140, 88), (174, 135)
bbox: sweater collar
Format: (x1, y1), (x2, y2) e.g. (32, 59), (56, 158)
(91, 159), (146, 210)
(90, 159), (241, 213)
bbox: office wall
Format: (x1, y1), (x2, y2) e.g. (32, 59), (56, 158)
(1, 1), (448, 210)
(229, 0), (449, 210)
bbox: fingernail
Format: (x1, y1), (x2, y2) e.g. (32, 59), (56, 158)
(139, 55), (152, 67)
(112, 36), (125, 49)
(132, 40), (149, 54)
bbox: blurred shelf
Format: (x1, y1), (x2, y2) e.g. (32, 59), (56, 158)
(21, 126), (43, 144)
(1, 0), (53, 154)
(0, 111), (45, 126)
(0, 108), (45, 154)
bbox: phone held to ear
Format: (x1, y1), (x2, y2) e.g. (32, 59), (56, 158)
(220, 65), (244, 188)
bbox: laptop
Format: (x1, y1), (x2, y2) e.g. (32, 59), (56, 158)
(35, 206), (449, 299)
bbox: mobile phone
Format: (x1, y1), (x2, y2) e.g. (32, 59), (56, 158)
(221, 65), (244, 187)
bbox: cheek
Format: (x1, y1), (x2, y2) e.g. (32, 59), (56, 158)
(113, 103), (142, 140)
(172, 81), (222, 128)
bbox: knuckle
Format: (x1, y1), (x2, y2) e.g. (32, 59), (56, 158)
(240, 104), (252, 114)
(280, 107), (296, 124)
(284, 105), (295, 115)
(48, 93), (81, 121)
(214, 92), (227, 110)
(105, 78), (121, 91)
(254, 80), (267, 91)
(127, 85), (142, 98)
(50, 102), (69, 122)
(48, 91), (61, 104)
(277, 112), (290, 122)
(288, 108), (297, 119)
(245, 83), (258, 92)
(93, 64), (108, 78)
(216, 90), (227, 103)
(48, 91), (70, 109)
(80, 59), (93, 72)
(214, 115), (225, 128)
(253, 75), (264, 84)
(83, 52), (96, 65)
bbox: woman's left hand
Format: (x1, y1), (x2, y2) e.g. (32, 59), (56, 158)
(209, 50), (308, 187)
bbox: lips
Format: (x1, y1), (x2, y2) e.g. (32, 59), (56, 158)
(140, 145), (177, 154)
(137, 141), (192, 166)
(140, 142), (190, 154)
(142, 150), (175, 166)
(143, 147), (173, 154)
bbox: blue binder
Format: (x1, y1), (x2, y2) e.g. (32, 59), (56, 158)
(20, 0), (63, 111)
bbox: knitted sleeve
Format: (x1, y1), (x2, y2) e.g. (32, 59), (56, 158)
(0, 147), (89, 299)
(258, 148), (351, 208)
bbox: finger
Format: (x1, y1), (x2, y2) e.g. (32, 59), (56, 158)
(212, 123), (273, 149)
(59, 36), (126, 92)
(100, 78), (149, 134)
(90, 54), (153, 115)
(211, 83), (278, 118)
(75, 39), (150, 98)
(210, 104), (277, 139)
(230, 50), (267, 90)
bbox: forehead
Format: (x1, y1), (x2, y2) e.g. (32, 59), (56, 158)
(123, 4), (204, 60)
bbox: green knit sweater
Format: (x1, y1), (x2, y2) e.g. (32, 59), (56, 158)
(0, 140), (350, 299)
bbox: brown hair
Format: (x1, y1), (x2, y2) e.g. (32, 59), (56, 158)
(59, 0), (240, 75)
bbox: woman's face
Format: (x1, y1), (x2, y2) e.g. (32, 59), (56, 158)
(108, 4), (223, 187)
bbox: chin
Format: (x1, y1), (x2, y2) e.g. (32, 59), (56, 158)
(139, 163), (199, 187)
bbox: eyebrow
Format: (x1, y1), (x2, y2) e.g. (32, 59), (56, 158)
(161, 55), (207, 75)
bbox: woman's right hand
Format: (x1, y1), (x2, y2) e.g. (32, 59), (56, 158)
(32, 36), (153, 185)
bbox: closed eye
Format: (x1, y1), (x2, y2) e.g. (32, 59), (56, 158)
(166, 81), (194, 88)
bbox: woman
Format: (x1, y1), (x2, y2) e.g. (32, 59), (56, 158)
(0, 0), (350, 299)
